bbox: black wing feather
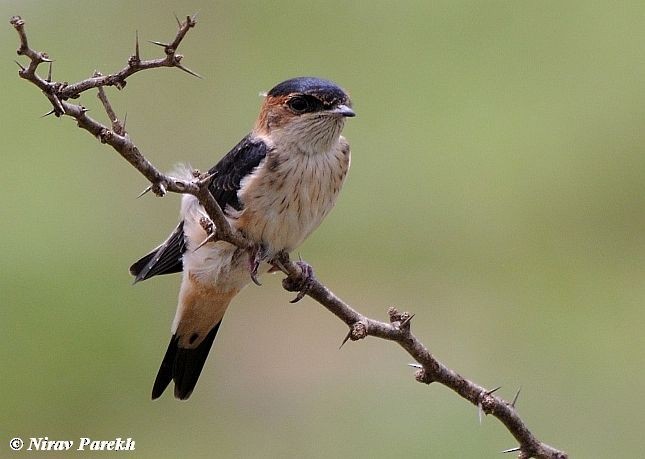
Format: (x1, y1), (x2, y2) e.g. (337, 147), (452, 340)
(129, 222), (186, 283)
(208, 134), (269, 212)
(129, 135), (268, 282)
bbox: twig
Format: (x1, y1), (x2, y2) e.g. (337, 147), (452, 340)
(10, 15), (567, 459)
(9, 14), (248, 251)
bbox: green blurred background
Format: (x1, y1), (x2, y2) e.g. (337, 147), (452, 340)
(2, 1), (644, 457)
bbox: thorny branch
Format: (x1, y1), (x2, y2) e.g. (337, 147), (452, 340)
(10, 15), (567, 459)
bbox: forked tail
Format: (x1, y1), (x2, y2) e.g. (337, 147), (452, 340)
(151, 321), (221, 400)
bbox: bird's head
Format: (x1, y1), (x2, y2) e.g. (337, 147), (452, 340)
(255, 77), (354, 154)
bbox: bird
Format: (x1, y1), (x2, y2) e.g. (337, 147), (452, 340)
(129, 76), (355, 400)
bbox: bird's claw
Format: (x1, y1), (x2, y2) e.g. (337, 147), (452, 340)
(248, 244), (267, 286)
(282, 261), (315, 303)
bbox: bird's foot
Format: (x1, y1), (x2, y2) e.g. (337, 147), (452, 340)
(248, 244), (267, 286)
(282, 261), (315, 303)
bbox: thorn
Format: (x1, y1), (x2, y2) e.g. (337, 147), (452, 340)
(41, 108), (56, 118)
(486, 386), (502, 396)
(478, 402), (483, 425)
(135, 31), (140, 61)
(198, 171), (216, 187)
(400, 313), (415, 328)
(174, 12), (181, 27)
(175, 63), (203, 79)
(148, 40), (169, 48)
(501, 446), (521, 454)
(122, 112), (128, 132)
(339, 329), (352, 349)
(511, 386), (522, 408)
(48, 97), (64, 117)
(340, 322), (368, 348)
(14, 60), (25, 71)
(408, 363), (423, 369)
(193, 233), (216, 252)
(136, 185), (152, 198)
(40, 55), (53, 63)
(190, 12), (199, 24)
(52, 96), (65, 116)
(46, 61), (52, 82)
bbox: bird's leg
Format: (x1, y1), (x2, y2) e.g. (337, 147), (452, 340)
(248, 243), (267, 286)
(282, 260), (315, 303)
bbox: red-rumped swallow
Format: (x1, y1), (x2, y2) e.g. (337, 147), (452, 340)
(129, 77), (354, 400)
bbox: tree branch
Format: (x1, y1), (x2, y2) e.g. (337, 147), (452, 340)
(9, 15), (247, 250)
(10, 15), (567, 459)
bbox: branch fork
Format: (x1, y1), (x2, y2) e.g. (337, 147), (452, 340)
(10, 15), (567, 459)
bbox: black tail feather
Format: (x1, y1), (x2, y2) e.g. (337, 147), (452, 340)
(151, 336), (179, 400)
(151, 321), (222, 400)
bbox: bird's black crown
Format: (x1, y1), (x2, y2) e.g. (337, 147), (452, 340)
(268, 77), (350, 107)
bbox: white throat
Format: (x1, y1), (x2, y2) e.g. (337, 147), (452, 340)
(272, 115), (345, 155)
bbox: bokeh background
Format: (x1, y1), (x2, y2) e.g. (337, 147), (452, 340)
(2, 1), (644, 457)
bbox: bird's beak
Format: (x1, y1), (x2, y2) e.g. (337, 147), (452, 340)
(329, 104), (356, 117)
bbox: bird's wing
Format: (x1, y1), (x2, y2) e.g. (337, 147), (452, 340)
(129, 221), (186, 283)
(207, 134), (269, 211)
(129, 135), (269, 283)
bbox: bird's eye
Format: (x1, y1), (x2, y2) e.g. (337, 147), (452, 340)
(288, 96), (310, 113)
